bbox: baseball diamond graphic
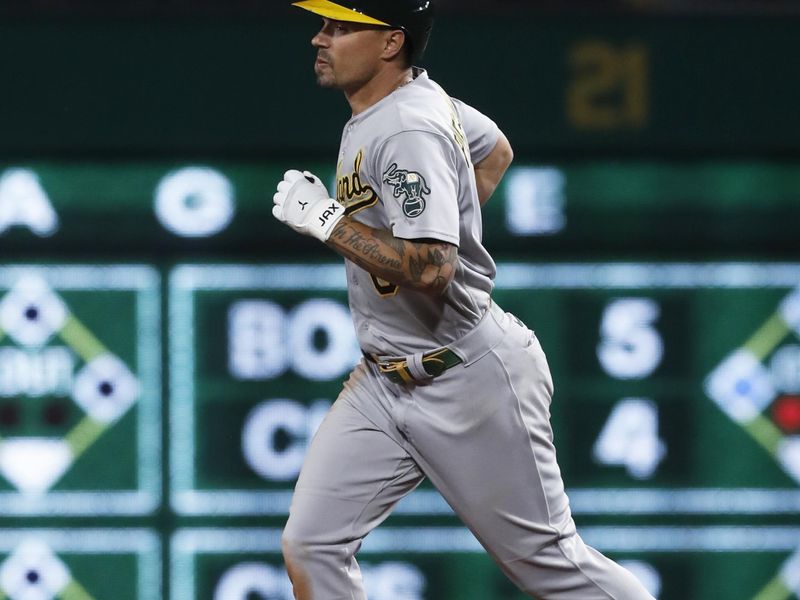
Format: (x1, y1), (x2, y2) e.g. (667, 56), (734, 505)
(705, 286), (800, 485)
(0, 267), (160, 514)
(0, 276), (139, 494)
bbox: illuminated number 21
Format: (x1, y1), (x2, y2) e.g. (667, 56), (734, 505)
(567, 41), (649, 130)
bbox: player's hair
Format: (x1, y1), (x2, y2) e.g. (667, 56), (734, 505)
(401, 33), (415, 67)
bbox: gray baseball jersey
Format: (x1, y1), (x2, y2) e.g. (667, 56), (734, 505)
(283, 69), (657, 600)
(334, 69), (496, 356)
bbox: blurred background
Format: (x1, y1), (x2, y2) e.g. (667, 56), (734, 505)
(0, 0), (799, 598)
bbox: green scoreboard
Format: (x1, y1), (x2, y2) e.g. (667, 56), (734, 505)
(0, 161), (799, 599)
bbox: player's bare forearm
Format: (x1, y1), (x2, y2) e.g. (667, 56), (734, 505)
(327, 217), (457, 295)
(474, 131), (514, 206)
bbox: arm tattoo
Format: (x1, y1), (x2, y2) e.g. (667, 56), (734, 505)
(328, 218), (458, 295)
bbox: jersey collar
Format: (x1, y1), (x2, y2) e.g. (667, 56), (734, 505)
(347, 69), (428, 125)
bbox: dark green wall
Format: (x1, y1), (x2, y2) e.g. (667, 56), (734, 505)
(1, 15), (798, 157)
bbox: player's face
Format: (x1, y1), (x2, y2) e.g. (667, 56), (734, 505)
(311, 19), (393, 90)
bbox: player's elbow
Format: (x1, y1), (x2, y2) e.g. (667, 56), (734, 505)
(475, 133), (514, 206)
(422, 267), (455, 296)
(417, 244), (458, 296)
(496, 131), (514, 170)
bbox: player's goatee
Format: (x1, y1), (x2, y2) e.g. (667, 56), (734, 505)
(314, 61), (335, 88)
(315, 73), (336, 88)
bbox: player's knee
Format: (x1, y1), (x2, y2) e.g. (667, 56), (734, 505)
(281, 515), (330, 564)
(281, 518), (308, 564)
(282, 505), (361, 565)
(281, 529), (313, 589)
(281, 526), (316, 599)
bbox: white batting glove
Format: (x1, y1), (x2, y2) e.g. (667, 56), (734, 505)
(301, 170), (326, 190)
(272, 170), (345, 242)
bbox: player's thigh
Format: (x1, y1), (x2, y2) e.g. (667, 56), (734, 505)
(407, 326), (570, 561)
(287, 368), (424, 542)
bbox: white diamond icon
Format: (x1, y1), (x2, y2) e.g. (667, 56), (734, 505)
(705, 349), (776, 423)
(0, 539), (70, 600)
(72, 354), (139, 424)
(0, 276), (67, 348)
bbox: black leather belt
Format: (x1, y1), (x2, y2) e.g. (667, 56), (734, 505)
(363, 347), (463, 384)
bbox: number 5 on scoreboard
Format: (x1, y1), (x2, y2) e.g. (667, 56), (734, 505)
(593, 398), (666, 479)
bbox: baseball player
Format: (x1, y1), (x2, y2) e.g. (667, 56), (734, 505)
(273, 1), (656, 598)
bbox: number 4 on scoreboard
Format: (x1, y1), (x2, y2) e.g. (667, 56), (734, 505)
(593, 398), (666, 479)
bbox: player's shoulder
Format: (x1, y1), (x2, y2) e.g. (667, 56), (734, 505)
(373, 70), (455, 140)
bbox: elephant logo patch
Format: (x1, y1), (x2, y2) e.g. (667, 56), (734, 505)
(382, 163), (431, 218)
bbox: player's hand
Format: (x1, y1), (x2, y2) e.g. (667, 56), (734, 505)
(272, 170), (345, 242)
(301, 170), (326, 190)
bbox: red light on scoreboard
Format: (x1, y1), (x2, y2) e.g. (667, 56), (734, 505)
(772, 395), (800, 433)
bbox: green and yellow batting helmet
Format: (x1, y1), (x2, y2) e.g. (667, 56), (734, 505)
(292, 0), (435, 63)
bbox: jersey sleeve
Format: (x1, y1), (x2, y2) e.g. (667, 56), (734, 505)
(452, 98), (500, 165)
(373, 130), (460, 246)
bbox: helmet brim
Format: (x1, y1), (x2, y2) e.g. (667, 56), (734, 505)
(292, 1), (391, 27)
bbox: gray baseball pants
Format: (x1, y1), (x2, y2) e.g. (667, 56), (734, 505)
(282, 304), (655, 599)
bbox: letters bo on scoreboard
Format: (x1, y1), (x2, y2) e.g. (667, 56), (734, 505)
(0, 266), (160, 514)
(169, 265), (361, 515)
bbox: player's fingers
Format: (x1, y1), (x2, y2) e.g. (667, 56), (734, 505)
(273, 191), (285, 206)
(276, 181), (294, 195)
(283, 169), (305, 183)
(272, 204), (284, 220)
(303, 170), (322, 185)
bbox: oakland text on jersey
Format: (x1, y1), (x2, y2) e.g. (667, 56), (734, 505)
(337, 149), (379, 216)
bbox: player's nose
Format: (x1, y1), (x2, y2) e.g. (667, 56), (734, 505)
(311, 27), (330, 48)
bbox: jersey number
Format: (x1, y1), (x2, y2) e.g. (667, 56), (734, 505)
(371, 275), (399, 297)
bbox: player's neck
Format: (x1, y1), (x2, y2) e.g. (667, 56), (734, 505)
(345, 67), (414, 116)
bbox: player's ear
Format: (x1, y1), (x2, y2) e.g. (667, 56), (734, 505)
(381, 29), (406, 61)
